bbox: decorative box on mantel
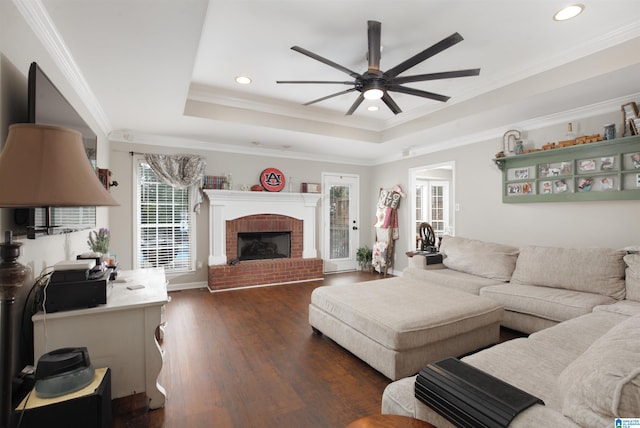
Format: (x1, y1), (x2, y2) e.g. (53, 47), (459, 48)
(203, 190), (323, 291)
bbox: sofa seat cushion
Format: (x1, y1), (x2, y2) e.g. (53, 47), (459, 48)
(510, 246), (626, 299)
(480, 283), (615, 323)
(624, 254), (640, 301)
(439, 236), (519, 281)
(310, 277), (503, 351)
(593, 300), (640, 317)
(528, 311), (628, 356)
(402, 267), (505, 295)
(558, 313), (640, 426)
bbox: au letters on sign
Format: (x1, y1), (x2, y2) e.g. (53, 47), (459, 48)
(260, 167), (286, 192)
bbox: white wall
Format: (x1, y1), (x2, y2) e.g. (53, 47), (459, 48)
(108, 140), (373, 286)
(371, 109), (640, 273)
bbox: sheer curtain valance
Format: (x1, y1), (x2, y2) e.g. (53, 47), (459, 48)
(144, 153), (206, 213)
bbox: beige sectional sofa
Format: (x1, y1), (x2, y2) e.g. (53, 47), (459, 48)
(381, 236), (640, 427)
(405, 236), (627, 334)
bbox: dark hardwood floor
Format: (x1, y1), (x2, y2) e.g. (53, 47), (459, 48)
(112, 272), (523, 427)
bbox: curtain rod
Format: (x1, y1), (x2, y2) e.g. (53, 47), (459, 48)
(128, 151), (204, 157)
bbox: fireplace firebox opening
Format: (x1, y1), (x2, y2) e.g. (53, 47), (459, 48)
(237, 231), (291, 261)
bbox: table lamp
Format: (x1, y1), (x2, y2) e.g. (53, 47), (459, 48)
(0, 123), (119, 428)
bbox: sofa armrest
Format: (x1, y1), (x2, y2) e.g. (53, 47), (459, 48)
(408, 253), (444, 269)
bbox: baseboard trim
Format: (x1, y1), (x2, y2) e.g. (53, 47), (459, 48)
(207, 277), (324, 293)
(167, 281), (208, 292)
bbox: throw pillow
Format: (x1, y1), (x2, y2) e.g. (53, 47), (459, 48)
(624, 254), (640, 302)
(510, 246), (626, 299)
(439, 236), (519, 281)
(558, 314), (640, 426)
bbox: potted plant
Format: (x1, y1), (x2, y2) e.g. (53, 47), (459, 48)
(87, 228), (110, 255)
(356, 246), (373, 272)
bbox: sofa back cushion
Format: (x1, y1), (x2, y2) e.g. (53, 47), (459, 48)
(510, 246), (626, 299)
(439, 236), (519, 282)
(624, 254), (640, 302)
(558, 313), (640, 426)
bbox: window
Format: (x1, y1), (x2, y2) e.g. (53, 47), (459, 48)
(135, 160), (193, 272)
(415, 180), (450, 241)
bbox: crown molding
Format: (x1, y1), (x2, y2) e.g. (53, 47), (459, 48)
(13, 0), (112, 136)
(372, 92), (640, 165)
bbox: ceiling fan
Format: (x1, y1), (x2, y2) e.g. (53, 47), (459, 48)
(277, 20), (480, 115)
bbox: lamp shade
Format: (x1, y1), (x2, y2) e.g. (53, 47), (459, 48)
(0, 124), (119, 207)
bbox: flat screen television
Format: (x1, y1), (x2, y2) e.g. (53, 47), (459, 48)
(17, 62), (97, 238)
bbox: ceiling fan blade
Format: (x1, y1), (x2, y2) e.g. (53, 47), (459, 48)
(388, 85), (450, 102)
(393, 68), (480, 84)
(367, 20), (381, 72)
(303, 88), (358, 106)
(277, 80), (355, 85)
(382, 93), (402, 115)
(291, 46), (361, 79)
(385, 32), (464, 79)
(345, 94), (365, 115)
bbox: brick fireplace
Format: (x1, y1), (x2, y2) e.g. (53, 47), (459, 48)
(228, 214), (301, 259)
(203, 190), (323, 291)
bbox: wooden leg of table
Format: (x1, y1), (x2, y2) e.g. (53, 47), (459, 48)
(144, 307), (166, 409)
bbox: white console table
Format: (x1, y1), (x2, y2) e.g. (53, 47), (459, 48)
(32, 268), (169, 409)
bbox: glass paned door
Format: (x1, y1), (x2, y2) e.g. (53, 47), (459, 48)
(330, 184), (350, 259)
(323, 173), (359, 272)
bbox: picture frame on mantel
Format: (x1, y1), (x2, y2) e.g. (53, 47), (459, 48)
(301, 183), (321, 193)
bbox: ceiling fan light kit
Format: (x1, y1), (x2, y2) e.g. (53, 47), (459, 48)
(364, 88), (384, 100)
(277, 20), (480, 115)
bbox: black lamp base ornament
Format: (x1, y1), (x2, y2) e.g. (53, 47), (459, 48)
(0, 231), (28, 428)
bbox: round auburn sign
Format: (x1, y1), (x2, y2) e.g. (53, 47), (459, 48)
(260, 167), (286, 192)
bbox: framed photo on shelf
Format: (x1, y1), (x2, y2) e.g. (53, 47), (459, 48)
(514, 168), (529, 179)
(622, 102), (639, 119)
(538, 164), (549, 177)
(578, 159), (596, 172)
(600, 177), (614, 190)
(600, 156), (614, 170)
(578, 177), (593, 191)
(622, 102), (639, 136)
(554, 179), (568, 193)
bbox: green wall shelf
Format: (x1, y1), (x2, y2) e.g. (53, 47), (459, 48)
(494, 135), (640, 203)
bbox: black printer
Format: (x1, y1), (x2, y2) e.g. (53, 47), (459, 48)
(44, 260), (113, 312)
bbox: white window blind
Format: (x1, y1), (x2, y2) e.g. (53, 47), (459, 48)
(136, 161), (193, 272)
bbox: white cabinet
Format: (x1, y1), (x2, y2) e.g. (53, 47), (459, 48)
(32, 268), (169, 409)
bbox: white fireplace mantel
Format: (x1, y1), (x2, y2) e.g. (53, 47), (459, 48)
(203, 190), (322, 265)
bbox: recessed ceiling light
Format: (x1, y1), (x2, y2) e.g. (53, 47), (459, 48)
(235, 76), (252, 84)
(553, 4), (584, 21)
(367, 106), (379, 112)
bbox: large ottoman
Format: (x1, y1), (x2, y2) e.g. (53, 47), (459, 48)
(309, 277), (504, 380)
